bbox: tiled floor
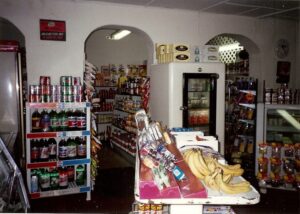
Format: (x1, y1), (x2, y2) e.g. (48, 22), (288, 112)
(29, 145), (300, 214)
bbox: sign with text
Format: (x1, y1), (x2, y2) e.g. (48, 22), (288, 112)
(40, 19), (66, 41)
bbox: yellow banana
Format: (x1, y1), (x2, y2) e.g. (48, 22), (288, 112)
(204, 170), (219, 191)
(215, 171), (251, 194)
(213, 159), (244, 176)
(184, 149), (205, 179)
(194, 149), (211, 176)
(222, 174), (233, 184)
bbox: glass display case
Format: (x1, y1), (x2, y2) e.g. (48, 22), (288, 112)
(0, 137), (30, 212)
(256, 104), (300, 192)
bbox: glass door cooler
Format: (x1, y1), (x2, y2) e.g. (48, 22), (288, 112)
(182, 73), (217, 136)
(256, 104), (300, 192)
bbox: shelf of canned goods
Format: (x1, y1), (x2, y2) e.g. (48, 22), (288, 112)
(25, 101), (91, 200)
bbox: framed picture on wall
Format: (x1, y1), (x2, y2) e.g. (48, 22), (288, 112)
(40, 19), (66, 41)
(276, 61), (290, 84)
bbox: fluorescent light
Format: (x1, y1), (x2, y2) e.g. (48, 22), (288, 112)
(107, 30), (131, 40)
(276, 109), (300, 130)
(219, 43), (243, 52)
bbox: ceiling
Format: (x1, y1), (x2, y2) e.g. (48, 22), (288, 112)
(82, 0), (300, 21)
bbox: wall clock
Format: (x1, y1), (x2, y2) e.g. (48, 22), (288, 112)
(276, 39), (289, 59)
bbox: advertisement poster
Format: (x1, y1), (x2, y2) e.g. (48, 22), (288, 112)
(276, 61), (290, 84)
(40, 19), (66, 41)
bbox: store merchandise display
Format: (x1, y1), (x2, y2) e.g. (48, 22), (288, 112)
(264, 83), (300, 104)
(29, 75), (83, 103)
(256, 104), (300, 191)
(25, 91), (91, 200)
(84, 60), (102, 187)
(134, 110), (259, 214)
(225, 76), (257, 182)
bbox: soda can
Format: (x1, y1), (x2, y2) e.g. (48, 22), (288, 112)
(41, 85), (51, 95)
(29, 85), (39, 95)
(61, 86), (73, 95)
(74, 95), (83, 102)
(41, 95), (51, 103)
(60, 76), (73, 86)
(52, 95), (61, 103)
(31, 175), (39, 193)
(61, 95), (73, 103)
(73, 85), (83, 95)
(40, 76), (51, 85)
(73, 77), (81, 86)
(50, 85), (59, 95)
(29, 94), (40, 103)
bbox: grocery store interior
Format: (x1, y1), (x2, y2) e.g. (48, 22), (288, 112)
(0, 0), (300, 213)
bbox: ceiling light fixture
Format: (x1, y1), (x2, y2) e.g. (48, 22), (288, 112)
(106, 29), (131, 40)
(219, 43), (243, 52)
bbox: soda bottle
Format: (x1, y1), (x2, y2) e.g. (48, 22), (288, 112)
(67, 137), (77, 159)
(76, 109), (86, 130)
(58, 139), (68, 160)
(76, 165), (85, 186)
(50, 168), (59, 190)
(49, 110), (59, 132)
(58, 167), (68, 189)
(76, 137), (86, 159)
(31, 109), (41, 132)
(40, 109), (51, 132)
(67, 110), (76, 131)
(67, 166), (75, 182)
(30, 139), (40, 162)
(59, 110), (68, 131)
(39, 139), (49, 162)
(48, 138), (57, 160)
(40, 169), (50, 191)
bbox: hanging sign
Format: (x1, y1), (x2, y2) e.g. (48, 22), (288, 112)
(40, 19), (66, 41)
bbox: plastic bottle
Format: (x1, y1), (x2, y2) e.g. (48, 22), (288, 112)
(48, 138), (57, 160)
(59, 110), (68, 131)
(39, 139), (49, 162)
(40, 109), (51, 132)
(67, 166), (75, 182)
(76, 137), (86, 159)
(59, 167), (68, 189)
(50, 168), (59, 190)
(31, 139), (40, 162)
(67, 109), (76, 131)
(58, 139), (68, 160)
(76, 165), (85, 186)
(40, 169), (50, 191)
(31, 109), (41, 132)
(76, 109), (86, 130)
(50, 110), (59, 132)
(67, 137), (77, 159)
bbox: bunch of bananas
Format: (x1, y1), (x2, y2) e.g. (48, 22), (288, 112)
(182, 148), (251, 194)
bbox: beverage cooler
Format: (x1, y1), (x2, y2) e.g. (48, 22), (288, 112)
(256, 103), (300, 192)
(150, 63), (225, 154)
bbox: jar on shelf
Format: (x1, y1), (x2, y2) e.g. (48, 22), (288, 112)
(271, 142), (282, 159)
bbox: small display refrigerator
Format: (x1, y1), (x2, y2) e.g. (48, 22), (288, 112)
(150, 63), (225, 154)
(256, 103), (300, 192)
(182, 73), (217, 136)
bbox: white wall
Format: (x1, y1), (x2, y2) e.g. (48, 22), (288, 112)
(85, 29), (148, 68)
(0, 0), (298, 99)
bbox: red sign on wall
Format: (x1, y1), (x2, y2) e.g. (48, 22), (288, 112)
(40, 19), (66, 41)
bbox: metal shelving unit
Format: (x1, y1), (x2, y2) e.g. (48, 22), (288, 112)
(25, 102), (91, 200)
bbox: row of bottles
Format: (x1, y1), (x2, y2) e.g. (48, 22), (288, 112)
(117, 77), (144, 95)
(30, 137), (86, 162)
(30, 165), (86, 192)
(31, 109), (86, 132)
(264, 84), (300, 105)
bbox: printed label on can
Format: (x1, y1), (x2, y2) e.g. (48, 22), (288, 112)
(31, 147), (39, 160)
(68, 116), (76, 128)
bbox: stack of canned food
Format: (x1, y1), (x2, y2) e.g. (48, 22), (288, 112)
(29, 76), (83, 103)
